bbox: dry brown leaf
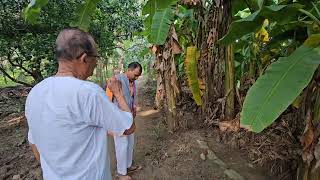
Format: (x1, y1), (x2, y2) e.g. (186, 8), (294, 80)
(170, 58), (180, 96)
(207, 29), (216, 47)
(149, 45), (158, 54)
(313, 142), (320, 171)
(169, 27), (183, 54)
(218, 117), (240, 132)
(198, 79), (206, 90)
(172, 39), (183, 54)
(163, 50), (170, 60)
(159, 61), (165, 72)
(301, 110), (316, 165)
(301, 110), (315, 151)
(171, 27), (179, 41)
(180, 0), (201, 6)
(157, 76), (164, 90)
(207, 30), (213, 45)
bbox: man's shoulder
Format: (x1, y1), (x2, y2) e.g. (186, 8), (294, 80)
(28, 77), (52, 94)
(29, 77), (102, 96)
(116, 73), (128, 83)
(80, 80), (101, 90)
(115, 73), (126, 79)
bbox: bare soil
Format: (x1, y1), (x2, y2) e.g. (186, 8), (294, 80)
(0, 87), (41, 180)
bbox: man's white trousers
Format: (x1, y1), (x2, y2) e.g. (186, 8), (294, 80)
(114, 133), (134, 175)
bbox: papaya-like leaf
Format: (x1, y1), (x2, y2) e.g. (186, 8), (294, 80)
(185, 46), (202, 106)
(149, 8), (175, 45)
(70, 0), (102, 32)
(240, 34), (320, 133)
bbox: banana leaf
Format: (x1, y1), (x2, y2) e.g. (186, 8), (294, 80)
(241, 34), (320, 133)
(185, 46), (202, 106)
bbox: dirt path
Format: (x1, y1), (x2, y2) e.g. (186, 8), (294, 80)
(0, 87), (41, 180)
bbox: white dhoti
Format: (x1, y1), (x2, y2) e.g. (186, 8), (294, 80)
(114, 133), (135, 175)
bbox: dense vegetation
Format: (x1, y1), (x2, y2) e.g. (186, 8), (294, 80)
(2, 0), (320, 179)
(0, 0), (143, 86)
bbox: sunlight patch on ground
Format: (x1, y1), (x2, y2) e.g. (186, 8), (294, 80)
(0, 115), (25, 128)
(138, 109), (158, 117)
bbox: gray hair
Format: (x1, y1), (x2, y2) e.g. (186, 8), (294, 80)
(55, 28), (96, 61)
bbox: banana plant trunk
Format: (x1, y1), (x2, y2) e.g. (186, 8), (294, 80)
(154, 53), (178, 132)
(164, 57), (178, 132)
(297, 70), (320, 180)
(153, 27), (181, 132)
(225, 45), (235, 120)
(198, 0), (232, 120)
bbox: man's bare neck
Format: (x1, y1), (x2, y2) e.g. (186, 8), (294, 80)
(56, 60), (78, 78)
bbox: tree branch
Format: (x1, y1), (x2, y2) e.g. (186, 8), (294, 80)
(0, 65), (33, 87)
(6, 51), (34, 77)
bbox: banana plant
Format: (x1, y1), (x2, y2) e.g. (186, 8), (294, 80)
(241, 34), (320, 132)
(142, 0), (178, 45)
(149, 7), (175, 45)
(221, 1), (320, 133)
(143, 0), (203, 106)
(69, 0), (102, 31)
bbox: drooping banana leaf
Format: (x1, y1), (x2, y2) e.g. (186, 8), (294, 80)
(185, 46), (202, 106)
(70, 0), (102, 32)
(142, 0), (178, 33)
(241, 34), (320, 133)
(149, 7), (175, 45)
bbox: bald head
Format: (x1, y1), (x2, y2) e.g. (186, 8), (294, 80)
(55, 28), (97, 61)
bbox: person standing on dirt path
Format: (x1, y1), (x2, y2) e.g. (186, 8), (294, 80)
(107, 62), (142, 180)
(25, 28), (135, 180)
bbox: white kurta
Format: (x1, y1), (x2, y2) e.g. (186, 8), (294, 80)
(26, 76), (133, 180)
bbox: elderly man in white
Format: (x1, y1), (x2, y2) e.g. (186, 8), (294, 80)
(25, 28), (135, 180)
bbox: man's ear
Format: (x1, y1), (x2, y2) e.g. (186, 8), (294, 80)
(79, 53), (88, 63)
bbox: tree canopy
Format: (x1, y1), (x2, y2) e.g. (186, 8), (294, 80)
(0, 0), (142, 86)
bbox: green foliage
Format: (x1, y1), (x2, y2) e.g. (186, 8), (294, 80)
(0, 71), (33, 88)
(23, 0), (49, 24)
(142, 0), (178, 16)
(70, 0), (102, 32)
(175, 6), (198, 47)
(241, 34), (320, 133)
(142, 0), (178, 41)
(185, 46), (202, 106)
(0, 0), (72, 85)
(246, 0), (265, 10)
(91, 0), (143, 54)
(122, 37), (154, 73)
(232, 0), (248, 16)
(149, 8), (175, 45)
(219, 4), (303, 45)
(228, 0), (320, 133)
(0, 0), (142, 86)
